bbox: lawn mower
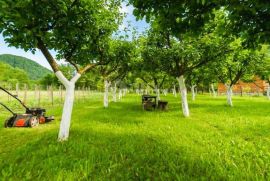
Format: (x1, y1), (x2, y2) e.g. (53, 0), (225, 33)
(0, 102), (39, 127)
(0, 86), (54, 127)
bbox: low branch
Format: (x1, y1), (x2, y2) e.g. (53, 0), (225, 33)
(159, 75), (167, 88)
(140, 77), (155, 89)
(68, 60), (79, 72)
(37, 37), (59, 72)
(79, 63), (97, 74)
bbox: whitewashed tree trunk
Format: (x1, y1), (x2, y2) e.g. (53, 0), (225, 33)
(163, 89), (168, 96)
(225, 84), (233, 107)
(55, 71), (81, 141)
(118, 89), (123, 100)
(211, 83), (217, 97)
(112, 83), (117, 102)
(177, 75), (190, 117)
(267, 86), (270, 100)
(123, 89), (126, 96)
(191, 85), (196, 101)
(173, 85), (177, 97)
(104, 80), (110, 108)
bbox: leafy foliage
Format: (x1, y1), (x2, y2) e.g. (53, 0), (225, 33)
(0, 0), (123, 72)
(98, 39), (136, 83)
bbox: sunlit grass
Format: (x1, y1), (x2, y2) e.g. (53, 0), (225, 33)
(0, 92), (270, 180)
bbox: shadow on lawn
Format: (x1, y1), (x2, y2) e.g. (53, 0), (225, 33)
(0, 129), (227, 180)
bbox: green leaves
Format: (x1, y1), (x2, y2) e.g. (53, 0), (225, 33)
(0, 0), (123, 69)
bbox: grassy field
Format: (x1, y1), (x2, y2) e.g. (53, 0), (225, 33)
(0, 92), (270, 180)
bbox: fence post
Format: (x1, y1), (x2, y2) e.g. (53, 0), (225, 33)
(23, 84), (27, 104)
(38, 85), (41, 107)
(50, 85), (54, 106)
(16, 83), (19, 97)
(59, 85), (63, 104)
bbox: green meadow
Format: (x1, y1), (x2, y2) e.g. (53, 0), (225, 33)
(0, 93), (270, 180)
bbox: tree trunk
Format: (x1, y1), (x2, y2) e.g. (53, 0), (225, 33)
(104, 80), (110, 108)
(155, 86), (160, 100)
(191, 85), (196, 101)
(55, 71), (81, 141)
(225, 84), (233, 107)
(173, 85), (177, 97)
(119, 89), (122, 100)
(211, 83), (217, 97)
(177, 75), (190, 117)
(112, 83), (117, 102)
(163, 89), (167, 96)
(267, 86), (270, 100)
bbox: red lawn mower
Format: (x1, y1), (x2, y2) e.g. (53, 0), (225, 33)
(0, 86), (54, 128)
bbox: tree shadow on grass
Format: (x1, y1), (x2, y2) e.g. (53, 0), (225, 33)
(0, 129), (233, 180)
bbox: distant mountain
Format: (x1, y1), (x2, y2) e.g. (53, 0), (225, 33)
(0, 54), (52, 80)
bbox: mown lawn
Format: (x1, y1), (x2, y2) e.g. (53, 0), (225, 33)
(0, 93), (270, 180)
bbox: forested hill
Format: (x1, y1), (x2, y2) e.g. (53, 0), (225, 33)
(0, 54), (52, 80)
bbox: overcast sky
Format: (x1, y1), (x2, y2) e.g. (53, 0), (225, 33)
(0, 3), (149, 70)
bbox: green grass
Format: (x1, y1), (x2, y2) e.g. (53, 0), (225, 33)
(0, 93), (270, 180)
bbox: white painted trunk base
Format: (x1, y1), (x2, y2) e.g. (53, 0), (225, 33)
(112, 83), (117, 102)
(55, 71), (81, 141)
(119, 89), (123, 100)
(191, 85), (196, 101)
(177, 76), (190, 117)
(163, 89), (168, 96)
(211, 84), (217, 97)
(173, 85), (177, 97)
(104, 80), (110, 108)
(226, 85), (233, 107)
(267, 87), (270, 100)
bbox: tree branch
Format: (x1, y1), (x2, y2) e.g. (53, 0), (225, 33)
(36, 37), (59, 72)
(79, 63), (97, 74)
(67, 60), (79, 72)
(159, 75), (167, 88)
(140, 77), (155, 89)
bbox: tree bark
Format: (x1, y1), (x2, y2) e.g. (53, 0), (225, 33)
(55, 71), (81, 141)
(225, 84), (233, 107)
(177, 75), (190, 117)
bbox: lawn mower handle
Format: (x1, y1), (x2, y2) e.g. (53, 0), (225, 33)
(0, 86), (29, 111)
(0, 102), (16, 115)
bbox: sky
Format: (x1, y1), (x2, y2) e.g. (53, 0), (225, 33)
(0, 3), (149, 70)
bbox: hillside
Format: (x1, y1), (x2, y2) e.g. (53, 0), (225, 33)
(0, 62), (29, 85)
(0, 54), (52, 80)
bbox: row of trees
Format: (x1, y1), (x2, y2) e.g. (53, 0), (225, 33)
(1, 0), (270, 140)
